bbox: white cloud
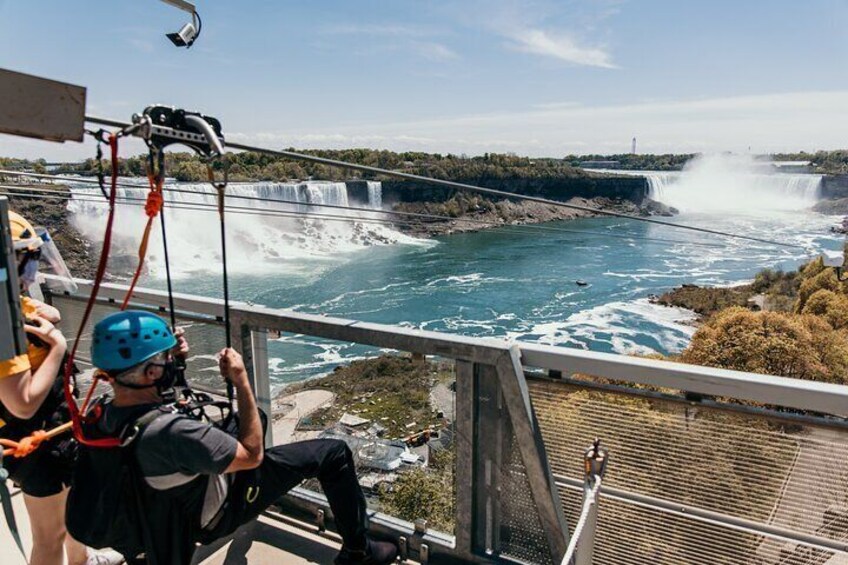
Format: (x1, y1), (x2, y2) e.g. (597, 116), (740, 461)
(322, 23), (439, 38)
(414, 41), (459, 61)
(321, 22), (458, 62)
(507, 28), (616, 68)
(127, 38), (154, 53)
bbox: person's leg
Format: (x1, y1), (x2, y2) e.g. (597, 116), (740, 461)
(24, 490), (69, 565)
(229, 439), (369, 550)
(65, 525), (89, 565)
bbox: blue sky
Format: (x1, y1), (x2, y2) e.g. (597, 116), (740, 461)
(2, 0), (848, 159)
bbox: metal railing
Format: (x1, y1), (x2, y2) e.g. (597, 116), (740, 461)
(46, 279), (848, 564)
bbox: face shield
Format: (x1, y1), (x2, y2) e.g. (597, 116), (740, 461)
(33, 227), (78, 295)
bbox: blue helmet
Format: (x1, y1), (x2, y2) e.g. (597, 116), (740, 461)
(91, 310), (177, 373)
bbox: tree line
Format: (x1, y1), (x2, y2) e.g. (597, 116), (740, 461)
(3, 151), (594, 183)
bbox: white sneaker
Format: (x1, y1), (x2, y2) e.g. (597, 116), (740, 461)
(86, 549), (125, 565)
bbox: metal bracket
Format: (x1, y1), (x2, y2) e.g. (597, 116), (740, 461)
(131, 105), (225, 159)
(315, 508), (326, 533)
(419, 543), (430, 565)
(398, 536), (409, 561)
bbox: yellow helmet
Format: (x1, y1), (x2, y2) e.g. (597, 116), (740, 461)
(8, 211), (42, 252)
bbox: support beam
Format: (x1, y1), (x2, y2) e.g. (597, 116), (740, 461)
(454, 360), (475, 559)
(495, 345), (569, 562)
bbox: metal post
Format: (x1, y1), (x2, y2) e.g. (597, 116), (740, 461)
(474, 363), (504, 556)
(249, 328), (272, 447)
(228, 313), (272, 446)
(0, 198), (25, 362)
(495, 345), (569, 562)
(454, 360), (476, 559)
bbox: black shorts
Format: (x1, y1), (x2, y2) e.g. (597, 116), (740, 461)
(3, 437), (74, 497)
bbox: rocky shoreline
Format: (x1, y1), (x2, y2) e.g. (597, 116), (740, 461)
(392, 193), (677, 238)
(648, 267), (800, 323)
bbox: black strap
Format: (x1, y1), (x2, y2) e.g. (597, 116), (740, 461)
(0, 458), (27, 562)
(215, 186), (235, 406)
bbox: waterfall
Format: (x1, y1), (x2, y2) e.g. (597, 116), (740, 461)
(367, 181), (382, 209)
(607, 155), (823, 213)
(642, 172), (680, 201)
(66, 180), (414, 278)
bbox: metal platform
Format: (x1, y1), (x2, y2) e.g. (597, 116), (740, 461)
(8, 277), (848, 564)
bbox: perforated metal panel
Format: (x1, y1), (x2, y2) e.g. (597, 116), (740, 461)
(500, 433), (555, 565)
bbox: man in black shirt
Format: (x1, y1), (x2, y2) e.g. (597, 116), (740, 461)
(89, 310), (398, 565)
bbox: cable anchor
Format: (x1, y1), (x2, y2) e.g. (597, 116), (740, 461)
(584, 438), (608, 482)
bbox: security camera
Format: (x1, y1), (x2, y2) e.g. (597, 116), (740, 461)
(822, 250), (845, 268)
(159, 0), (202, 48)
(166, 22), (198, 47)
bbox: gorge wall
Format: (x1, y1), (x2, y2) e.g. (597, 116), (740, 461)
(346, 176), (649, 207)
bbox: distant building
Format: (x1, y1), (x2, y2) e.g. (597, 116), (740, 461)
(580, 160), (621, 169)
(770, 161), (813, 174)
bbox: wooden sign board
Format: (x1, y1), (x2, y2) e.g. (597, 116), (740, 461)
(0, 68), (86, 142)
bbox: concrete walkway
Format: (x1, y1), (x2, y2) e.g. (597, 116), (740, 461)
(271, 390), (335, 444)
(193, 514), (343, 565)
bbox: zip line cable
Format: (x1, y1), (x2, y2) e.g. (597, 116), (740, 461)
(0, 187), (481, 234)
(0, 169), (723, 247)
(1, 170), (723, 247)
(0, 172), (774, 251)
(0, 184), (752, 251)
(0, 182), (806, 253)
(3, 175), (739, 250)
(83, 115), (807, 250)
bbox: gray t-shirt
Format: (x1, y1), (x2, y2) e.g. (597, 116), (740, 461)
(101, 403), (238, 528)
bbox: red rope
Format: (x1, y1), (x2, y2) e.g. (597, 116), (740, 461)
(120, 174), (164, 310)
(63, 134), (122, 448)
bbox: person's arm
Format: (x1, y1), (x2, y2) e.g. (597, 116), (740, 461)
(29, 299), (61, 323)
(219, 348), (264, 473)
(0, 316), (66, 419)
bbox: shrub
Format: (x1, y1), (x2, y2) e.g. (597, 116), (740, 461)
(379, 449), (455, 532)
(795, 268), (842, 312)
(681, 307), (848, 384)
(801, 289), (848, 330)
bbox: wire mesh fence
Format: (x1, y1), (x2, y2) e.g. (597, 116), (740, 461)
(530, 378), (848, 565)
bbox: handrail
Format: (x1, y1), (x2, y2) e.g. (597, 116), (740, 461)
(45, 277), (848, 564)
(53, 276), (848, 417)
